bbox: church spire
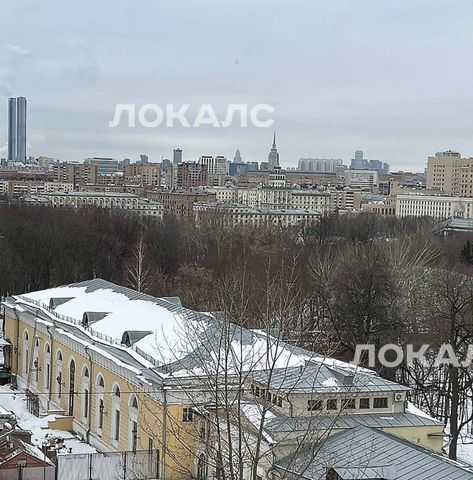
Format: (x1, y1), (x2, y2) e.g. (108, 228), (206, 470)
(272, 131), (276, 148)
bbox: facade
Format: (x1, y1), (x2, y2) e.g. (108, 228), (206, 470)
(124, 163), (161, 187)
(177, 162), (209, 189)
(344, 169), (379, 191)
(329, 187), (363, 211)
(3, 279), (443, 480)
(198, 156), (227, 176)
(7, 98), (17, 162)
(426, 150), (473, 195)
(1, 279), (445, 480)
(42, 192), (163, 218)
(396, 193), (473, 219)
(268, 132), (280, 169)
(297, 158), (344, 173)
(193, 202), (321, 228)
(208, 185), (332, 215)
(85, 158), (119, 175)
(7, 97), (27, 162)
(147, 189), (216, 219)
(173, 148), (182, 164)
(52, 163), (98, 189)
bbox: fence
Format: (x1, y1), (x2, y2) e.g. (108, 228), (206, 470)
(0, 465), (56, 480)
(57, 449), (160, 480)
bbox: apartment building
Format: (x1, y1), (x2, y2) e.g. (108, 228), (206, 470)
(147, 189), (216, 219)
(193, 202), (321, 227)
(177, 162), (208, 189)
(43, 192), (163, 218)
(426, 150), (473, 195)
(396, 193), (473, 220)
(52, 163), (98, 189)
(1, 279), (446, 480)
(344, 169), (379, 191)
(209, 186), (331, 215)
(123, 163), (161, 187)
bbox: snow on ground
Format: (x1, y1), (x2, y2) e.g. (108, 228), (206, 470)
(0, 384), (96, 454)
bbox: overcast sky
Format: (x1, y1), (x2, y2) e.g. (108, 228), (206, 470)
(1, 0), (473, 170)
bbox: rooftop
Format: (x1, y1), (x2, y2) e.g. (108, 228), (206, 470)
(274, 425), (473, 480)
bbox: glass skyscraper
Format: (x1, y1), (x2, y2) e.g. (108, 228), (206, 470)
(7, 96), (27, 162)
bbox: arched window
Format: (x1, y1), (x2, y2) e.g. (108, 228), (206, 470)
(56, 350), (63, 400)
(96, 374), (105, 434)
(44, 343), (51, 391)
(128, 395), (139, 451)
(81, 365), (90, 422)
(197, 453), (206, 480)
(23, 330), (29, 375)
(112, 384), (121, 444)
(68, 358), (76, 416)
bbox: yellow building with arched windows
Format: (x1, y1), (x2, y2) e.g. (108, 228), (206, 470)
(2, 278), (447, 480)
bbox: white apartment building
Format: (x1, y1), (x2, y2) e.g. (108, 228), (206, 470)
(193, 202), (321, 227)
(345, 169), (379, 191)
(41, 192), (164, 218)
(396, 193), (473, 220)
(199, 155), (228, 175)
(208, 186), (331, 214)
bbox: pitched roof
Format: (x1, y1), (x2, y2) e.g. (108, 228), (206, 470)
(274, 425), (473, 480)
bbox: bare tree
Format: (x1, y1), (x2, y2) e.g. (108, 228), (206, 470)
(127, 234), (151, 293)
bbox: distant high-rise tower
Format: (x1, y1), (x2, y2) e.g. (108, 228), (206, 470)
(173, 148), (183, 164)
(233, 148), (242, 163)
(8, 98), (17, 161)
(7, 96), (27, 162)
(16, 97), (27, 163)
(268, 132), (279, 170)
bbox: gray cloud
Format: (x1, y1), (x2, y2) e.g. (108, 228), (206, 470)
(1, 0), (473, 169)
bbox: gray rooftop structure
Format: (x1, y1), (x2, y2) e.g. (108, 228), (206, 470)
(249, 362), (410, 395)
(274, 425), (473, 480)
(265, 411), (442, 434)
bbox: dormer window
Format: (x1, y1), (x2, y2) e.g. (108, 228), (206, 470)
(308, 399), (322, 411)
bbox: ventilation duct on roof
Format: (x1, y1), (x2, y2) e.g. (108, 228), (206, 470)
(121, 330), (153, 347)
(82, 312), (109, 328)
(49, 298), (74, 309)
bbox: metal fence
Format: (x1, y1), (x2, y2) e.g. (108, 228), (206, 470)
(57, 449), (160, 480)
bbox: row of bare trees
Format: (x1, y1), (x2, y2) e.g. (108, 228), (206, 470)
(4, 204), (473, 461)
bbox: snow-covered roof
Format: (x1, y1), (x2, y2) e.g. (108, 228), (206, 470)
(18, 279), (207, 365)
(7, 279), (406, 398)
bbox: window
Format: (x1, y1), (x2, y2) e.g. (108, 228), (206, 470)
(98, 399), (104, 429)
(97, 375), (104, 387)
(307, 399), (322, 411)
(183, 407), (194, 422)
(197, 453), (206, 480)
(114, 410), (120, 441)
(326, 399), (338, 411)
(359, 398), (370, 409)
(148, 438), (153, 453)
(374, 397), (388, 409)
(84, 389), (89, 418)
(342, 398), (356, 410)
(114, 385), (121, 397)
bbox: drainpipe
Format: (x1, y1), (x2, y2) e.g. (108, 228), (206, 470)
(46, 325), (55, 409)
(85, 346), (93, 443)
(161, 384), (170, 479)
(13, 309), (20, 389)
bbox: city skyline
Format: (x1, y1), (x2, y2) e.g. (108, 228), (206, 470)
(2, 1), (473, 169)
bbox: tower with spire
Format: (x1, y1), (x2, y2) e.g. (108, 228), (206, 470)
(268, 132), (280, 170)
